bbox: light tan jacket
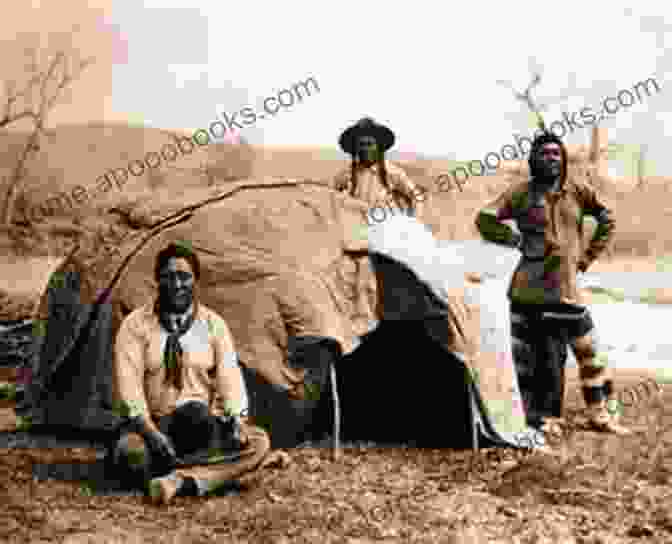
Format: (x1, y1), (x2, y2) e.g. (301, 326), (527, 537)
(113, 302), (248, 428)
(333, 160), (425, 217)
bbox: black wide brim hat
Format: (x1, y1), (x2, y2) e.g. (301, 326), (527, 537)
(338, 117), (395, 155)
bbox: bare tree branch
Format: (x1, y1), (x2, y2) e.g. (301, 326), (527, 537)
(496, 70), (546, 130)
(39, 52), (64, 111)
(0, 43), (93, 130)
(43, 55), (94, 114)
(1, 33), (95, 226)
(0, 70), (43, 129)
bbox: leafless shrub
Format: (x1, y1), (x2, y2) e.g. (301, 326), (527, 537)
(0, 28), (94, 226)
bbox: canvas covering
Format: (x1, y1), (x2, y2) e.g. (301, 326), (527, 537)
(366, 216), (539, 443)
(33, 179), (376, 404)
(30, 178), (540, 447)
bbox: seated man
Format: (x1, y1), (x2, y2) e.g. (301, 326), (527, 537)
(109, 242), (272, 504)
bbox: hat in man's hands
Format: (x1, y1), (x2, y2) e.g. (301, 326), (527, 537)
(338, 117), (395, 155)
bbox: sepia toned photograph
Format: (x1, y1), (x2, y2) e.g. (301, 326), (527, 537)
(0, 1), (671, 542)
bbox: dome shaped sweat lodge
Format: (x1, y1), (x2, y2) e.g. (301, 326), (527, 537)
(24, 178), (544, 449)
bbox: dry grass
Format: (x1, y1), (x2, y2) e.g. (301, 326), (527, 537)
(1, 124), (671, 541)
(0, 369), (670, 542)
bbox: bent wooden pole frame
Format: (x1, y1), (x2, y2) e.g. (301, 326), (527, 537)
(466, 365), (479, 452)
(329, 362), (341, 461)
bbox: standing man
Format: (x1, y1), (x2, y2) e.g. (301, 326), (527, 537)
(475, 130), (630, 435)
(334, 117), (426, 222)
(333, 117), (427, 332)
(110, 242), (276, 504)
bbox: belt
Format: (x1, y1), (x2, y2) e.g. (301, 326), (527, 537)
(510, 301), (587, 321)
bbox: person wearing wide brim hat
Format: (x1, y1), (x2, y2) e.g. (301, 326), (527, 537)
(333, 117), (425, 215)
(333, 117), (427, 336)
(338, 117), (396, 156)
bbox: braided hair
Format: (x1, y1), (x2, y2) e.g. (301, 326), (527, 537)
(349, 147), (390, 196)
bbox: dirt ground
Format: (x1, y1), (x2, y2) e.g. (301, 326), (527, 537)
(0, 368), (670, 543)
(0, 238), (670, 542)
(1, 149), (671, 542)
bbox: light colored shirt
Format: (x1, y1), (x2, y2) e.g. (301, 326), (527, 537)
(113, 301), (249, 422)
(333, 160), (424, 218)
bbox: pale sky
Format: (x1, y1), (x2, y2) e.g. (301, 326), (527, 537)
(15, 1), (672, 174)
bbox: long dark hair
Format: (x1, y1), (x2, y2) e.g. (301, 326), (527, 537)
(350, 151), (389, 196)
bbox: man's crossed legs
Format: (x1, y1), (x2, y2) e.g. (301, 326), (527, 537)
(107, 401), (271, 503)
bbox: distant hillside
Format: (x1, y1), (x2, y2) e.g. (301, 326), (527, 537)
(0, 122), (254, 223)
(0, 122), (459, 224)
(1, 121), (671, 260)
(249, 146), (458, 180)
